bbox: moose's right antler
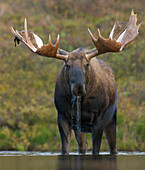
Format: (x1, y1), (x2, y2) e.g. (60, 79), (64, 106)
(11, 19), (68, 61)
(86, 10), (141, 60)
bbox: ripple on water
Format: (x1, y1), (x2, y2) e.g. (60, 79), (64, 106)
(0, 151), (145, 156)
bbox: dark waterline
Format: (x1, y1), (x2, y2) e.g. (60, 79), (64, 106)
(0, 152), (145, 170)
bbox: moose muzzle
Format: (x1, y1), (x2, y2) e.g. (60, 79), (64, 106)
(70, 67), (86, 96)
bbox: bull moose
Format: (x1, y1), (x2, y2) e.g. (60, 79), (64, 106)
(11, 10), (140, 155)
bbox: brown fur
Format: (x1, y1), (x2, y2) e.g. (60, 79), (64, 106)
(55, 48), (117, 155)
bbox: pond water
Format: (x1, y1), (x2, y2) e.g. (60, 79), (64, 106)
(0, 151), (145, 170)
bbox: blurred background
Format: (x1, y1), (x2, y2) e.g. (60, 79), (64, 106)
(0, 0), (144, 152)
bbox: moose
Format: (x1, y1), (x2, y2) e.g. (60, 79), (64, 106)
(11, 10), (140, 155)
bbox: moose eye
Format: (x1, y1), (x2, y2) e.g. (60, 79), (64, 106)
(85, 63), (89, 71)
(65, 64), (70, 71)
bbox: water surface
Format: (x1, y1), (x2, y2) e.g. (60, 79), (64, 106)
(0, 151), (145, 170)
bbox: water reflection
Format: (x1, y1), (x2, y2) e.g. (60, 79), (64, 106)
(58, 155), (117, 170)
(0, 152), (145, 170)
(0, 154), (117, 170)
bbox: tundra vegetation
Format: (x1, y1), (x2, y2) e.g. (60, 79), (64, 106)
(0, 0), (145, 152)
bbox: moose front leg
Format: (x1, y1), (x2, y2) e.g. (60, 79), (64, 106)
(58, 113), (71, 155)
(104, 108), (118, 154)
(74, 131), (88, 154)
(92, 119), (103, 155)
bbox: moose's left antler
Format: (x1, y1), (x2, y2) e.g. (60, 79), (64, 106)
(86, 10), (141, 60)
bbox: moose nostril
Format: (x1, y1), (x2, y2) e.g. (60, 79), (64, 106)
(77, 84), (86, 93)
(71, 83), (86, 96)
(78, 85), (82, 91)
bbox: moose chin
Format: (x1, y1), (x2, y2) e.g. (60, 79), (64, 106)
(11, 10), (140, 155)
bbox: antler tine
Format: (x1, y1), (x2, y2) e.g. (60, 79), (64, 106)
(48, 34), (59, 47)
(109, 22), (117, 39)
(24, 18), (37, 52)
(11, 27), (24, 42)
(97, 28), (101, 37)
(130, 9), (137, 25)
(49, 34), (52, 45)
(131, 9), (134, 15)
(11, 27), (20, 40)
(88, 28), (97, 43)
(24, 18), (29, 42)
(56, 34), (60, 46)
(15, 30), (24, 41)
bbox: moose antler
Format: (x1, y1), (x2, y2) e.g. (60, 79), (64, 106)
(11, 19), (68, 61)
(86, 10), (141, 60)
